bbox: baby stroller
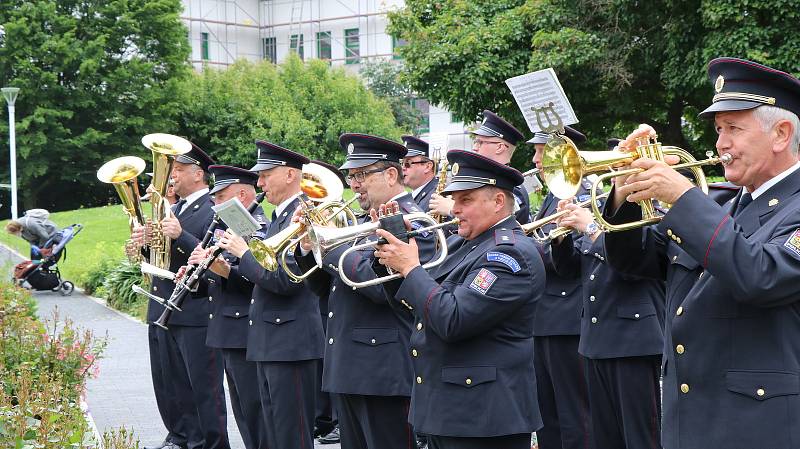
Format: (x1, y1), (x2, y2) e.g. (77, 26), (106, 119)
(13, 224), (83, 296)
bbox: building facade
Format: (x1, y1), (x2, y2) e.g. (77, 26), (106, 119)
(180, 0), (470, 149)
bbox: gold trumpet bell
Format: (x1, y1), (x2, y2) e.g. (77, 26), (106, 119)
(97, 156), (147, 228)
(300, 162), (344, 203)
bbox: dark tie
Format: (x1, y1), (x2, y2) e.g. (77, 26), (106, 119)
(271, 210), (277, 222)
(734, 192), (753, 217)
(173, 199), (187, 216)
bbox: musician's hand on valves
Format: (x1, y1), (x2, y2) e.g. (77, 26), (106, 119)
(160, 216), (183, 239)
(617, 158), (694, 205)
(556, 199), (594, 233)
(429, 193), (454, 217)
(374, 229), (420, 277)
(130, 224), (146, 248)
(218, 229), (249, 258)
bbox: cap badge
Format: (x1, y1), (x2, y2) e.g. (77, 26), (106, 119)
(482, 117), (488, 124)
(404, 141), (409, 148)
(715, 75), (725, 93)
(451, 163), (459, 176)
(347, 143), (355, 154)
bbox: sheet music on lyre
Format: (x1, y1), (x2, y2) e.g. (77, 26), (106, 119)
(426, 132), (449, 160)
(505, 68), (579, 133)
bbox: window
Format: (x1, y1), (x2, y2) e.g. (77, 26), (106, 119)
(392, 35), (407, 60)
(290, 34), (304, 60)
(316, 31), (332, 61)
(201, 32), (209, 60)
(263, 37), (277, 63)
(344, 28), (360, 64)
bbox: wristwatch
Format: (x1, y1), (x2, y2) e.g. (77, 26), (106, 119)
(584, 220), (600, 236)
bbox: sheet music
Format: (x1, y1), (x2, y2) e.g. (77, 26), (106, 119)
(212, 197), (260, 237)
(505, 68), (578, 133)
(426, 132), (449, 161)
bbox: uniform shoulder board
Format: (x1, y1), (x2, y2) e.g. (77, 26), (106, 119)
(494, 228), (516, 245)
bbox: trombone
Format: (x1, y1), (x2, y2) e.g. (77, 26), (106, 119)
(541, 133), (731, 232)
(304, 207), (456, 289)
(523, 192), (610, 243)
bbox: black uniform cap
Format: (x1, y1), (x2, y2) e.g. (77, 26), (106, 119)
(209, 165), (259, 194)
(175, 143), (215, 172)
(251, 140), (310, 172)
(339, 133), (407, 170)
(471, 110), (525, 146)
(699, 57), (800, 119)
(527, 125), (587, 145)
(442, 149), (524, 194)
(607, 138), (622, 150)
(401, 135), (430, 158)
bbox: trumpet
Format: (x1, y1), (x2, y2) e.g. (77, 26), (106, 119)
(542, 132), (730, 232)
(305, 207), (455, 289)
(523, 192), (611, 243)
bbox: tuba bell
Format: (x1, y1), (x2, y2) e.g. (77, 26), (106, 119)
(97, 156), (147, 262)
(141, 133), (192, 270)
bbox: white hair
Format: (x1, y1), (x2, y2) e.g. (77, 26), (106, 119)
(752, 105), (800, 156)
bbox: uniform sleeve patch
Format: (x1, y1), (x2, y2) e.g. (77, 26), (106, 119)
(469, 268), (497, 294)
(784, 229), (800, 257)
(487, 251), (521, 273)
(411, 220), (430, 237)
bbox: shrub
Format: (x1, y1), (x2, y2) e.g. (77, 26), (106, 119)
(102, 261), (149, 319)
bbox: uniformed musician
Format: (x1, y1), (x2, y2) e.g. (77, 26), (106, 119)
(293, 133), (435, 449)
(401, 135), (438, 213)
(132, 145), (230, 449)
(186, 165), (269, 449)
(374, 149), (546, 449)
(429, 110), (532, 225)
(527, 127), (596, 449)
(217, 142), (325, 449)
(551, 198), (665, 449)
(603, 57), (800, 449)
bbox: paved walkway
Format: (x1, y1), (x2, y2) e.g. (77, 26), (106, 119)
(0, 245), (339, 448)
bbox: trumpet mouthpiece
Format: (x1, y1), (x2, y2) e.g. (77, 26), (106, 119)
(720, 153), (733, 165)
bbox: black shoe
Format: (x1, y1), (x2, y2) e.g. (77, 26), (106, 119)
(318, 426), (340, 444)
(143, 441), (169, 449)
(314, 422), (336, 438)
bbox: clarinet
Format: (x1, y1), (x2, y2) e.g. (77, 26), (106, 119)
(154, 192), (266, 330)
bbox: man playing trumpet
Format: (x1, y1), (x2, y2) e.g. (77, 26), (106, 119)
(603, 57), (800, 449)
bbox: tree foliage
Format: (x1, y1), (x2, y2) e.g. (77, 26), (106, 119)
(388, 0), (800, 169)
(0, 0), (191, 216)
(175, 55), (404, 168)
(360, 60), (425, 133)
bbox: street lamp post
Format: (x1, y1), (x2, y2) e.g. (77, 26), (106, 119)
(2, 87), (20, 220)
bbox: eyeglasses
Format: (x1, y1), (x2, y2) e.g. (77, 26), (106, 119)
(472, 138), (507, 149)
(345, 168), (386, 185)
(402, 160), (430, 169)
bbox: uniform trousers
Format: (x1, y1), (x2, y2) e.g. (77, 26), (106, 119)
(256, 359), (317, 449)
(534, 335), (591, 449)
(585, 355), (662, 449)
(315, 307), (337, 435)
(337, 393), (414, 449)
(221, 349), (267, 449)
(166, 325), (229, 449)
(148, 324), (192, 447)
(428, 433), (531, 449)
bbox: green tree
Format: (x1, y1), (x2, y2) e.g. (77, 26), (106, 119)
(360, 60), (424, 133)
(175, 55), (404, 168)
(388, 0), (800, 169)
(0, 0), (190, 215)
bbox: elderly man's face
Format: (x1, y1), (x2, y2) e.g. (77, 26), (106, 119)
(451, 188), (502, 240)
(714, 109), (776, 190)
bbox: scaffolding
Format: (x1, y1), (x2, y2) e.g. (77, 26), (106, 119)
(181, 0), (400, 69)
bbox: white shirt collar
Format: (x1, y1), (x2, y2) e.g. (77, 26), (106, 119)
(181, 188), (209, 211)
(750, 161), (800, 199)
(274, 192), (301, 219)
(412, 177), (436, 200)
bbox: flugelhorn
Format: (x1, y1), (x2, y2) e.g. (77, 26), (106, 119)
(305, 208), (455, 289)
(523, 192), (610, 243)
(248, 162), (358, 271)
(97, 156), (147, 263)
(542, 132), (730, 232)
(142, 133), (192, 270)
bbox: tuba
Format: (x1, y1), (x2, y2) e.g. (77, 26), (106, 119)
(541, 133), (730, 232)
(97, 156), (147, 262)
(141, 133), (192, 269)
